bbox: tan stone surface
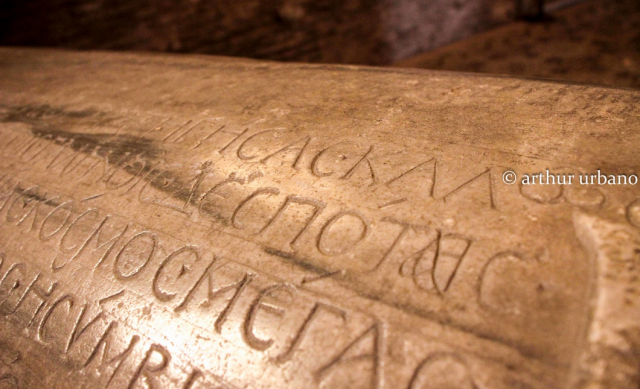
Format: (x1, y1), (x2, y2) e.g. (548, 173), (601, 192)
(0, 48), (639, 388)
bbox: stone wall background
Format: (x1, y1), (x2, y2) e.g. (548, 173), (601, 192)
(0, 0), (514, 65)
(396, 0), (640, 89)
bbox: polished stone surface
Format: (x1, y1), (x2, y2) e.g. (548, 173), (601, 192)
(0, 48), (639, 388)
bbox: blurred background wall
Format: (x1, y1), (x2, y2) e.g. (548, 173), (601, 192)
(0, 0), (638, 88)
(0, 0), (515, 65)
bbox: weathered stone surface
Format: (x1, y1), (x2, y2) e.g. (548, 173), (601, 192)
(0, 48), (639, 388)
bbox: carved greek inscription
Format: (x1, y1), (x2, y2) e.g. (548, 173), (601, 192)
(39, 200), (75, 241)
(231, 187), (280, 230)
(218, 128), (249, 154)
(236, 129), (278, 160)
(38, 294), (74, 343)
(518, 166), (606, 209)
(12, 274), (58, 326)
(0, 263), (31, 316)
(259, 195), (325, 247)
(113, 231), (158, 280)
(0, 258), (120, 380)
(17, 191), (62, 233)
(174, 259), (255, 333)
(0, 165), (543, 388)
(0, 167), (483, 346)
(317, 211), (370, 256)
(441, 168), (496, 209)
(260, 135), (312, 169)
(190, 123), (226, 150)
(0, 235), (386, 388)
(18, 134), (57, 164)
(0, 254), (226, 388)
(105, 155), (148, 191)
(126, 344), (170, 389)
(341, 146), (378, 185)
(152, 246), (201, 302)
(5, 186), (41, 224)
(197, 174), (246, 224)
(0, 126), (580, 288)
(311, 142), (351, 177)
(1, 113), (584, 371)
(384, 159), (436, 190)
(140, 117), (179, 138)
(311, 141), (380, 184)
(0, 134), (504, 302)
(1, 121), (506, 215)
(408, 353), (477, 389)
(48, 138), (86, 174)
(403, 232), (472, 295)
(84, 322), (140, 387)
(374, 218), (472, 294)
(0, 166), (533, 361)
(58, 209), (102, 254)
(243, 283), (294, 351)
(160, 120), (198, 144)
(316, 322), (383, 389)
(275, 302), (346, 363)
(66, 302), (108, 353)
(0, 176), (402, 388)
(54, 214), (130, 271)
(139, 162), (212, 216)
(181, 369), (204, 389)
